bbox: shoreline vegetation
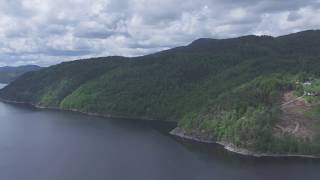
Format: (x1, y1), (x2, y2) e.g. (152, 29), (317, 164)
(1, 98), (319, 159)
(170, 127), (320, 159)
(2, 30), (320, 157)
(0, 98), (173, 122)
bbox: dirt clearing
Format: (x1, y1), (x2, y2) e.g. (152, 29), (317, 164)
(275, 92), (318, 141)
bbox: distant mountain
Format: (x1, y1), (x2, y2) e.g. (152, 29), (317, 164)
(1, 30), (320, 156)
(0, 65), (42, 83)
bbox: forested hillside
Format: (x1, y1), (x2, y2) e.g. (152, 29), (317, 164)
(2, 30), (320, 155)
(0, 65), (41, 83)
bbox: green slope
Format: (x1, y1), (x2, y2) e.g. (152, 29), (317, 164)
(0, 65), (41, 83)
(2, 30), (320, 155)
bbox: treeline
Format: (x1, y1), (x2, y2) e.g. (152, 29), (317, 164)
(0, 65), (41, 83)
(179, 75), (320, 154)
(2, 30), (320, 154)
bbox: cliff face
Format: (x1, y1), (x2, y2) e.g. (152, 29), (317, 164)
(2, 30), (320, 155)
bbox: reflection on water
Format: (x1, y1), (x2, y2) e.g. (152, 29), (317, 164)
(0, 83), (6, 89)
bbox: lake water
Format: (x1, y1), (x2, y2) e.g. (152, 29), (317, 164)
(0, 83), (320, 180)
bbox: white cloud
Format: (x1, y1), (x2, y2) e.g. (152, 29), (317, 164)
(0, 0), (319, 66)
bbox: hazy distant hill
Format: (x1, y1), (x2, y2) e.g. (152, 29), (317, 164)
(1, 30), (320, 156)
(0, 65), (41, 83)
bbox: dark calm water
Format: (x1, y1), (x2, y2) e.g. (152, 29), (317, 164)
(0, 84), (320, 180)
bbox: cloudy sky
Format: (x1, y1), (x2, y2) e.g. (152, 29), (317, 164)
(1, 0), (320, 66)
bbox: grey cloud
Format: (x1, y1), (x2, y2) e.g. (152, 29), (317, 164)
(287, 12), (303, 22)
(0, 0), (320, 66)
(43, 25), (70, 35)
(74, 29), (130, 39)
(42, 49), (94, 57)
(75, 31), (115, 39)
(5, 30), (28, 38)
(0, 0), (34, 18)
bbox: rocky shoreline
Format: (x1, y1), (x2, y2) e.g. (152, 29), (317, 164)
(1, 97), (320, 159)
(170, 127), (320, 159)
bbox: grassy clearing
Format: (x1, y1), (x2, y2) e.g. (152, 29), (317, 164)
(305, 106), (320, 118)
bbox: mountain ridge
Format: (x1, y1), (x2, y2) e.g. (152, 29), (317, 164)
(0, 65), (41, 84)
(1, 30), (320, 156)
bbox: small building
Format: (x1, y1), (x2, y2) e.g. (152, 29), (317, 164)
(306, 91), (320, 96)
(303, 81), (312, 86)
(307, 92), (315, 96)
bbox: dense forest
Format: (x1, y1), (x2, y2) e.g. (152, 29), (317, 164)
(0, 65), (41, 83)
(1, 30), (320, 155)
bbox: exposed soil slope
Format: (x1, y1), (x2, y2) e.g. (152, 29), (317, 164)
(276, 92), (318, 141)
